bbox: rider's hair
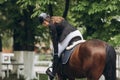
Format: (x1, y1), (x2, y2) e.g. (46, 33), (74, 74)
(45, 16), (64, 24)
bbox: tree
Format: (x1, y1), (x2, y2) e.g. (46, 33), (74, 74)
(17, 0), (120, 47)
(16, 0), (64, 47)
(0, 0), (35, 51)
(13, 6), (36, 51)
(1, 0), (120, 50)
(0, 0), (16, 52)
(63, 0), (70, 19)
(70, 0), (120, 46)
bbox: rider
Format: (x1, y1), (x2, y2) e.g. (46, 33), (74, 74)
(38, 13), (84, 79)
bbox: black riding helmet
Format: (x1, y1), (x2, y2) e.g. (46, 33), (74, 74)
(38, 13), (50, 24)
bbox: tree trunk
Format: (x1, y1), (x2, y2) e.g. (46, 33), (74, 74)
(12, 51), (24, 74)
(23, 51), (36, 80)
(63, 0), (70, 19)
(13, 5), (35, 79)
(48, 4), (53, 16)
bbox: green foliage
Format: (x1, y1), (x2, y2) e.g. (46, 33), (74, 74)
(0, 0), (120, 47)
(71, 0), (120, 46)
(16, 0), (65, 45)
(16, 0), (58, 18)
(0, 1), (17, 50)
(1, 30), (13, 49)
(34, 25), (50, 45)
(109, 34), (120, 46)
(0, 0), (19, 34)
(0, 0), (4, 4)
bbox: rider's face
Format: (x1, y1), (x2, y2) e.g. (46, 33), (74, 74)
(42, 20), (49, 27)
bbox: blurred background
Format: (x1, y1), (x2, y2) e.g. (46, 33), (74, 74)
(0, 0), (120, 80)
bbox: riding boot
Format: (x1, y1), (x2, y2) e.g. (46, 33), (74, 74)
(46, 55), (59, 79)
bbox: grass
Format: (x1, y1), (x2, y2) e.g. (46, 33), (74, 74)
(37, 74), (48, 80)
(39, 54), (52, 61)
(37, 74), (86, 80)
(2, 73), (24, 80)
(2, 71), (86, 80)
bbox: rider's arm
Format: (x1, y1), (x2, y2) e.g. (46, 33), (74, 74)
(49, 24), (58, 55)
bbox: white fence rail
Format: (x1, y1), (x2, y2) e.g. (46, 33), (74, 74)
(116, 47), (120, 80)
(34, 61), (52, 80)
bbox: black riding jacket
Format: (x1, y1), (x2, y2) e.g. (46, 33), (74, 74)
(49, 20), (77, 55)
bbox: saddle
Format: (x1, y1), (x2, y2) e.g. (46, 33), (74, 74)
(61, 48), (74, 64)
(61, 40), (86, 64)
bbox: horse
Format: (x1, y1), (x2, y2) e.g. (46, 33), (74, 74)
(55, 39), (116, 80)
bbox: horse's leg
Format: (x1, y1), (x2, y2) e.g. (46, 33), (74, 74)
(87, 77), (99, 80)
(57, 74), (67, 80)
(57, 75), (75, 80)
(57, 77), (67, 80)
(87, 75), (107, 80)
(86, 70), (103, 80)
(86, 63), (104, 80)
(68, 78), (75, 80)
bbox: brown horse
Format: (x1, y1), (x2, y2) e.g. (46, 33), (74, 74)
(56, 39), (116, 80)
